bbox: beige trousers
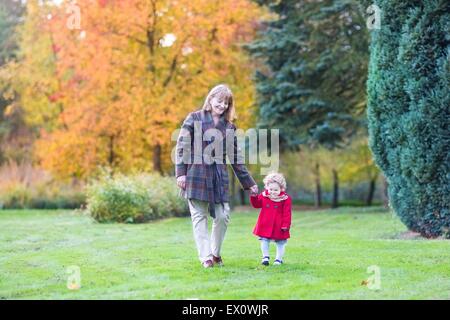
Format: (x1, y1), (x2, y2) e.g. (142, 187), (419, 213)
(187, 198), (231, 263)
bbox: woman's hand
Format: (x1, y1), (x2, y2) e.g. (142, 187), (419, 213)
(250, 184), (258, 195)
(177, 175), (186, 190)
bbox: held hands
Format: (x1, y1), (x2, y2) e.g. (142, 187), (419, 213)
(176, 175), (186, 190)
(249, 184), (259, 196)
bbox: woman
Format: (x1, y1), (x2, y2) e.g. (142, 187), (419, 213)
(175, 84), (258, 268)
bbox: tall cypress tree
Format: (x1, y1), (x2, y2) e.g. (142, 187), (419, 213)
(247, 0), (369, 150)
(366, 1), (449, 237)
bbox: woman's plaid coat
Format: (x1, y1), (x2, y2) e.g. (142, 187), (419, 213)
(175, 109), (256, 216)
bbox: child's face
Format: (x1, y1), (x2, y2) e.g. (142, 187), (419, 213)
(266, 182), (281, 197)
(210, 95), (228, 116)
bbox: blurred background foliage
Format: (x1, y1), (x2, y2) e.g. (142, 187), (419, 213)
(1, 0), (383, 212)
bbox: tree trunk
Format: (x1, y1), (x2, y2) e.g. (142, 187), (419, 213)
(331, 169), (339, 209)
(153, 143), (163, 174)
(314, 162), (322, 208)
(366, 177), (377, 206)
(108, 135), (115, 175)
(381, 175), (389, 209)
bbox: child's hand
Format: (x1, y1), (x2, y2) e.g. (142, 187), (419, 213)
(249, 184), (258, 195)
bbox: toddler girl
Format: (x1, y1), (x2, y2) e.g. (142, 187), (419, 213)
(250, 172), (292, 265)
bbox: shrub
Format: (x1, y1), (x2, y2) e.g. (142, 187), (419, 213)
(366, 1), (449, 237)
(86, 172), (189, 223)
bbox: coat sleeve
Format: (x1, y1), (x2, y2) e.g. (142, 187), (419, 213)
(281, 196), (292, 230)
(250, 193), (263, 208)
(227, 124), (256, 190)
(175, 112), (195, 178)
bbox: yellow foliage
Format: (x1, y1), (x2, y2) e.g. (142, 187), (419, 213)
(11, 0), (267, 180)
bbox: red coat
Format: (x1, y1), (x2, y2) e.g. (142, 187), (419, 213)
(250, 190), (292, 240)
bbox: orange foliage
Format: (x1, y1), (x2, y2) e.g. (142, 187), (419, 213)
(16, 0), (266, 180)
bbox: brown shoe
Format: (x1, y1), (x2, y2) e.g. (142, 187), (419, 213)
(202, 259), (214, 268)
(212, 255), (224, 267)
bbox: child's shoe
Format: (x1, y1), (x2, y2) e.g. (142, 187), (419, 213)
(261, 256), (270, 266)
(273, 259), (283, 265)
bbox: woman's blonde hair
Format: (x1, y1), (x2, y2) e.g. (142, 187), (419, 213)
(263, 172), (287, 191)
(202, 84), (237, 123)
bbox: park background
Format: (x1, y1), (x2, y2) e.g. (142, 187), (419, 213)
(0, 0), (448, 299)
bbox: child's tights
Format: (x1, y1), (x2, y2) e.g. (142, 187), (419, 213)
(260, 238), (287, 261)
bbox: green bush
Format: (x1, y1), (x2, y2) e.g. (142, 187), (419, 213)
(86, 173), (189, 223)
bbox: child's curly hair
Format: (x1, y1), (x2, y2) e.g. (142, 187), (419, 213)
(263, 172), (287, 191)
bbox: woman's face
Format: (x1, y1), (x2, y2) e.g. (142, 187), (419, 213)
(210, 95), (228, 117)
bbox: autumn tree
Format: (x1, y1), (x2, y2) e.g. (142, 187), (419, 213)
(10, 0), (265, 180)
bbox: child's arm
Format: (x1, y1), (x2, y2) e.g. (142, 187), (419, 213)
(281, 196), (292, 230)
(249, 193), (263, 208)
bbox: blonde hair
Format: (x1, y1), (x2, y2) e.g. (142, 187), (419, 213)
(263, 172), (287, 191)
(202, 84), (237, 123)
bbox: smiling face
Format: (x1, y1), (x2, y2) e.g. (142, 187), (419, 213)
(209, 95), (229, 117)
(266, 182), (281, 197)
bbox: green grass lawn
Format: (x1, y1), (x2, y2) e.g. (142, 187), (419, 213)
(0, 207), (449, 299)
